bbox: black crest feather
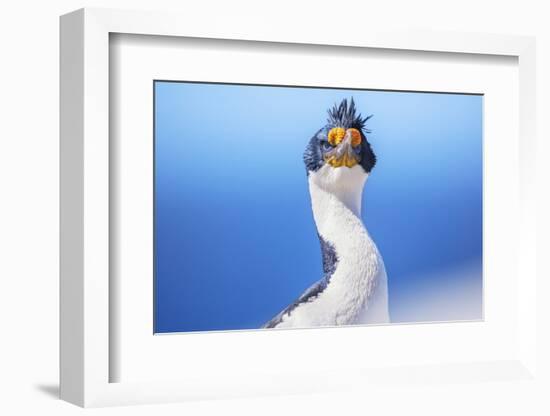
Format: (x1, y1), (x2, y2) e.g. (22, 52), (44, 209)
(327, 97), (372, 133)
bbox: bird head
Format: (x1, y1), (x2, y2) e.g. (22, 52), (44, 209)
(303, 98), (376, 190)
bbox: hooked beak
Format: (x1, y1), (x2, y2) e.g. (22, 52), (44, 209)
(324, 130), (361, 168)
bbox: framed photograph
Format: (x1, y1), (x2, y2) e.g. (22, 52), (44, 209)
(60, 8), (538, 407)
(152, 82), (483, 333)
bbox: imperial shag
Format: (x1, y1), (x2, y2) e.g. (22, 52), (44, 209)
(264, 98), (390, 329)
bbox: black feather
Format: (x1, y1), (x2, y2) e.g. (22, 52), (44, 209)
(327, 97), (373, 132)
(262, 236), (338, 329)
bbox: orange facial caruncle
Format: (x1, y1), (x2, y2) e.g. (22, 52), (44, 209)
(324, 127), (363, 168)
(327, 127), (362, 147)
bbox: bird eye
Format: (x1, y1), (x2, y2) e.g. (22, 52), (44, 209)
(321, 141), (333, 151)
(353, 145), (362, 154)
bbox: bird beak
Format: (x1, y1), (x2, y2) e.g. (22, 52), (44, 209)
(324, 130), (360, 168)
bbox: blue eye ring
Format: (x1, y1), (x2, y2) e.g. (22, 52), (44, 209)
(321, 140), (333, 151)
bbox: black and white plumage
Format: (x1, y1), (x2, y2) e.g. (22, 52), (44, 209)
(264, 98), (389, 329)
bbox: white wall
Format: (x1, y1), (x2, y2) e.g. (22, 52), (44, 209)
(1, 1), (548, 415)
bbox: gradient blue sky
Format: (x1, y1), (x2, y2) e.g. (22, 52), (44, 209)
(154, 81), (483, 333)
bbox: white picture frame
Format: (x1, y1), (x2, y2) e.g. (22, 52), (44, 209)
(60, 7), (538, 407)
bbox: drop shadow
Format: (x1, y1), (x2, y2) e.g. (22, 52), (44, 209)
(35, 383), (59, 399)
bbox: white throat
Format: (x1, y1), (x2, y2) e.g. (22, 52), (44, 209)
(308, 164), (367, 222)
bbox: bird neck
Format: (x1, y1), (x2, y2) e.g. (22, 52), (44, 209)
(309, 181), (366, 247)
(307, 166), (369, 246)
(308, 170), (386, 322)
(306, 166), (389, 325)
(321, 183), (363, 219)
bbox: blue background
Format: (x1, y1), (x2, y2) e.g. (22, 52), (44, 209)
(154, 81), (483, 333)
